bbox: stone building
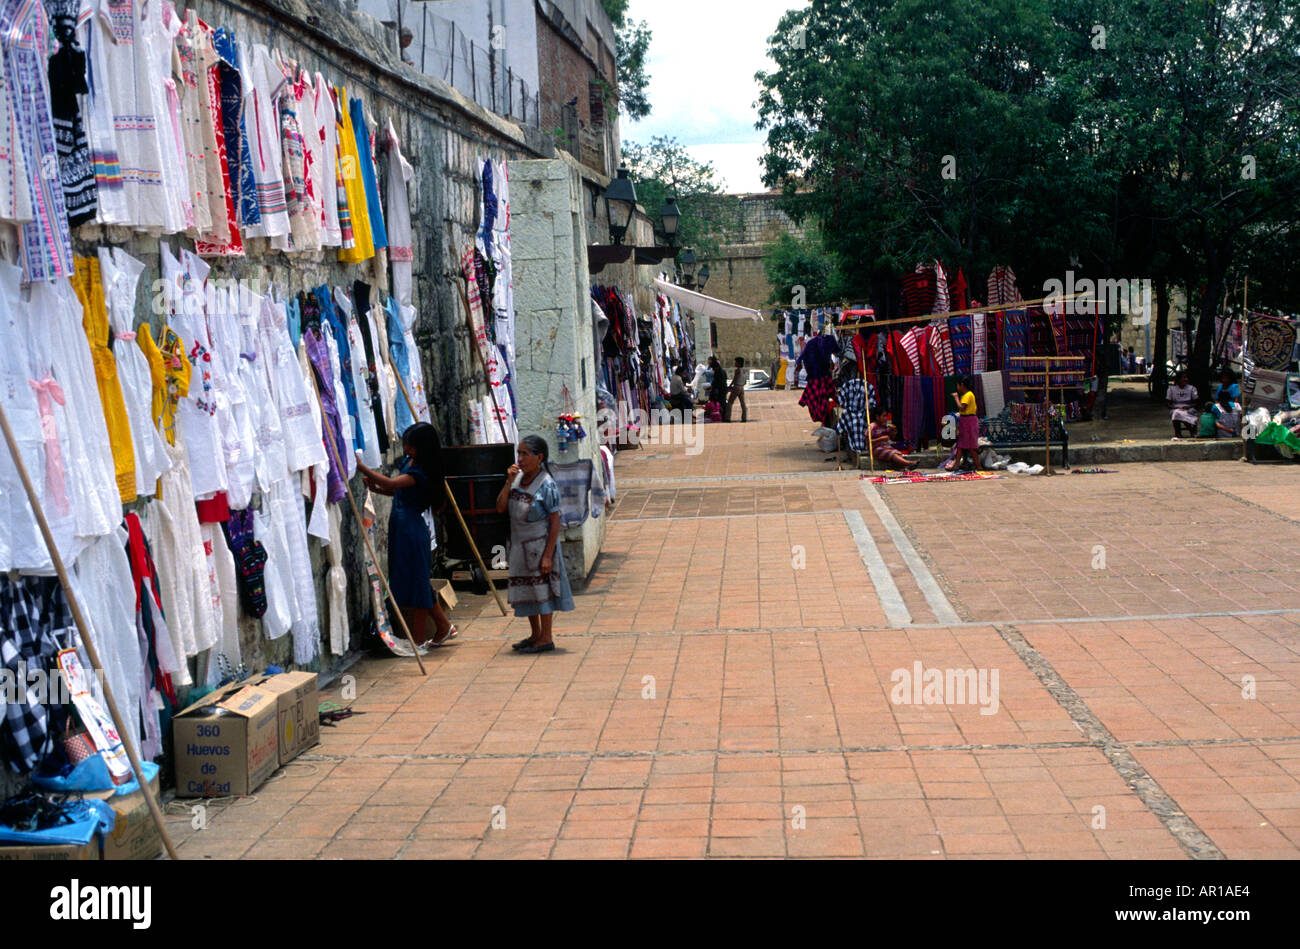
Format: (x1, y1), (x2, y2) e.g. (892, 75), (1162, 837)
(702, 191), (807, 370)
(358, 0), (620, 176)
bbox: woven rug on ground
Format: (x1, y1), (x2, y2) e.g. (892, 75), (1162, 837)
(1246, 314), (1297, 372)
(865, 471), (1002, 484)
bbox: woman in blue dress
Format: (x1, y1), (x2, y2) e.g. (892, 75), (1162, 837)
(356, 423), (456, 647)
(496, 435), (574, 654)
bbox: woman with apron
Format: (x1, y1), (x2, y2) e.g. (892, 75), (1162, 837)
(496, 435), (574, 653)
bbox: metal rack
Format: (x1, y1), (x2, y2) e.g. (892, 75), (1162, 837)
(1006, 355), (1089, 475)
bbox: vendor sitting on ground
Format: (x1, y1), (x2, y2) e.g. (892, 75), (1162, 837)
(1213, 392), (1243, 438)
(1196, 401), (1218, 438)
(1214, 368), (1240, 403)
(1167, 370), (1199, 438)
(869, 416), (920, 470)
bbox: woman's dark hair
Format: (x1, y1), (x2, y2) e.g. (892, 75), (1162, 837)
(1219, 368), (1235, 381)
(959, 375), (974, 390)
(402, 422), (445, 512)
(520, 434), (554, 476)
(1176, 370), (1190, 383)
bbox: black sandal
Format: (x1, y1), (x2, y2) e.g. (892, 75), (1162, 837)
(516, 641), (555, 654)
(512, 637), (536, 651)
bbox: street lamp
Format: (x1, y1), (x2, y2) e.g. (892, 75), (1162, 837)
(697, 262), (710, 292)
(659, 195), (680, 246)
(604, 167), (637, 246)
(679, 248), (697, 289)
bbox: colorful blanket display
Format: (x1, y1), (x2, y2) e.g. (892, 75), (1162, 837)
(831, 267), (1098, 454)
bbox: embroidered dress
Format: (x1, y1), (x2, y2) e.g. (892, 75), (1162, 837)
(47, 0), (97, 226)
(242, 42), (288, 240)
(350, 95), (386, 250)
(384, 117), (414, 306)
(319, 314), (356, 481)
(1167, 383), (1199, 426)
(210, 26), (257, 231)
(258, 293), (323, 473)
(314, 72), (341, 246)
(506, 472), (574, 618)
(0, 263), (58, 571)
(189, 16), (240, 255)
(335, 85), (371, 262)
(4, 0), (73, 281)
(71, 255), (136, 501)
(148, 323), (188, 447)
(99, 247), (169, 497)
(160, 242), (225, 496)
(144, 437), (218, 683)
(173, 11), (209, 234)
(287, 69), (322, 252)
(345, 302), (381, 467)
(29, 278), (116, 549)
(76, 0), (127, 226)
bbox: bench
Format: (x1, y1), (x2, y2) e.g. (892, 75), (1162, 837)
(979, 407), (1070, 466)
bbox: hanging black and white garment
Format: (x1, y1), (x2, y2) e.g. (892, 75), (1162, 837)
(834, 377), (877, 454)
(1, 575), (75, 774)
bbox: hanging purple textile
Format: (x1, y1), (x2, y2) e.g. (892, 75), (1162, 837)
(303, 327), (348, 503)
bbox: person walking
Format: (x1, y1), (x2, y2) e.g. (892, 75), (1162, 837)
(707, 355), (728, 421)
(356, 422), (456, 647)
(497, 435), (574, 654)
(795, 331), (841, 424)
(724, 357), (748, 422)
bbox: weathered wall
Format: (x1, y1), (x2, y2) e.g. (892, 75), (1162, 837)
(64, 0), (583, 688)
(510, 159), (605, 579)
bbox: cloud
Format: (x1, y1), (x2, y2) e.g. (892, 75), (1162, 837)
(622, 0), (809, 153)
(683, 142), (770, 194)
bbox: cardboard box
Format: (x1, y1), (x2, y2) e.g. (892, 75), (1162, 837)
(432, 579), (458, 611)
(0, 839), (100, 860)
(172, 681), (279, 797)
(254, 671), (321, 765)
(88, 774), (162, 861)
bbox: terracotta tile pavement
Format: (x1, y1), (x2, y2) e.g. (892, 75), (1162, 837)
(173, 391), (1300, 859)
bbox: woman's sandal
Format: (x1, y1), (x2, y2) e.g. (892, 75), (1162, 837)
(516, 641), (555, 654)
(431, 624), (457, 646)
(512, 636), (536, 651)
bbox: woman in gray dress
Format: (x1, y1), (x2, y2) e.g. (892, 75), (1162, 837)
(495, 435), (574, 654)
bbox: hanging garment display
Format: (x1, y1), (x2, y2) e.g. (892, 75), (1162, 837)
(98, 247), (170, 498)
(0, 575), (74, 774)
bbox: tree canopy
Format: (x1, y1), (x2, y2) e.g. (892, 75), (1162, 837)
(756, 0), (1300, 391)
(622, 136), (740, 258)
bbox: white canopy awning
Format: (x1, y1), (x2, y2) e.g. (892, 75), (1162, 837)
(653, 278), (762, 321)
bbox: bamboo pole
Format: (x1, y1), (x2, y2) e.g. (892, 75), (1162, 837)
(388, 360), (508, 617)
(455, 277), (513, 445)
(836, 290), (1100, 331)
(305, 361), (427, 673)
(0, 400), (181, 860)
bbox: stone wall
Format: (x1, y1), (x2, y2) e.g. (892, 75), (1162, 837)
(62, 0), (595, 688)
(510, 159), (605, 579)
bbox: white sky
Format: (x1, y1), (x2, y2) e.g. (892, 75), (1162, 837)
(622, 0), (809, 194)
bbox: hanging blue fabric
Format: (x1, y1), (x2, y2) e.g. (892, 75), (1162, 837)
(386, 297), (413, 433)
(316, 284), (364, 452)
(213, 28), (259, 228)
(481, 159), (497, 257)
(286, 297), (302, 350)
(350, 97), (388, 250)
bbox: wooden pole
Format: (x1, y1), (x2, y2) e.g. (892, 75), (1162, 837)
(455, 277), (513, 445)
(0, 399), (182, 860)
(306, 360), (427, 673)
(855, 337), (876, 475)
(836, 290), (1099, 331)
(388, 361), (508, 617)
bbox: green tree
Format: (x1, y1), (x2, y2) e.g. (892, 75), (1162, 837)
(756, 0), (1096, 308)
(622, 136), (740, 259)
(764, 232), (834, 306)
(600, 0), (652, 121)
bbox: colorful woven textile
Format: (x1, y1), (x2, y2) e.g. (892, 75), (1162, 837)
(1246, 314), (1297, 372)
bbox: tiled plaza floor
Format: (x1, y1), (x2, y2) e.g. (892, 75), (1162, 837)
(173, 390), (1300, 859)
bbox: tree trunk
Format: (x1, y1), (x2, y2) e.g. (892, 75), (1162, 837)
(1150, 274), (1169, 400)
(1190, 242), (1228, 397)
